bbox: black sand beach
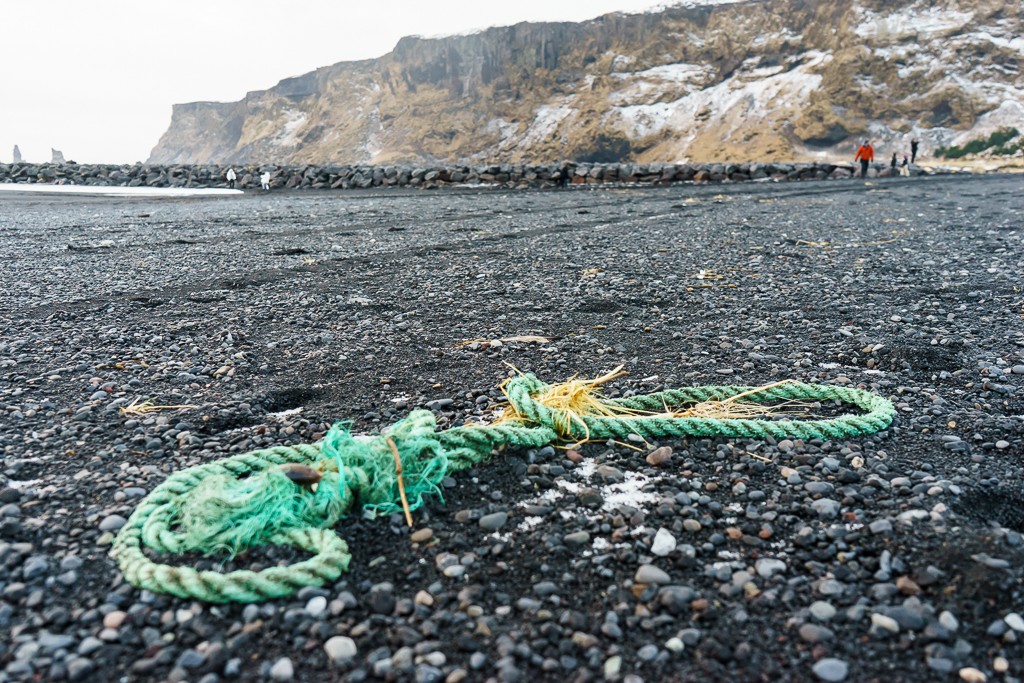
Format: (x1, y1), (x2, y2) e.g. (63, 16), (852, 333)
(1, 175), (1022, 682)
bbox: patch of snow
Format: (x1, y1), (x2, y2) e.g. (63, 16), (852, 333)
(267, 406), (303, 419)
(555, 478), (582, 494)
(536, 488), (566, 504)
(951, 100), (1024, 146)
(752, 28), (802, 48)
(961, 31), (1024, 55)
(611, 54), (636, 72)
(610, 50), (831, 142)
(612, 63), (709, 83)
(363, 105), (384, 161)
(517, 516), (544, 532)
(519, 104), (575, 147)
(485, 118), (521, 153)
(275, 108), (308, 147)
(601, 476), (660, 510)
(854, 4), (973, 40)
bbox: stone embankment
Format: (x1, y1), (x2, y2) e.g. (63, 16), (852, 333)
(0, 160), (934, 191)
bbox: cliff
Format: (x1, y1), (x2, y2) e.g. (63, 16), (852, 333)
(148, 0), (1024, 165)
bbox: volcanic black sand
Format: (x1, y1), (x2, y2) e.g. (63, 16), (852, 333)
(1, 175), (1022, 683)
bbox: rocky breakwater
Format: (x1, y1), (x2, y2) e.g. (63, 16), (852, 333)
(0, 160), (934, 192)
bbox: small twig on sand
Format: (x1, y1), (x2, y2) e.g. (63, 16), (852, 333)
(386, 437), (413, 528)
(119, 398), (197, 417)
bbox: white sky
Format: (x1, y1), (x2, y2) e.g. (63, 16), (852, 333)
(1, 0), (684, 164)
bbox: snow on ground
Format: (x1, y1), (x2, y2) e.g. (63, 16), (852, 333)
(575, 460), (662, 512)
(610, 50), (831, 140)
(950, 99), (1024, 147)
(274, 108), (308, 147)
(608, 62), (711, 106)
(362, 105), (384, 161)
(485, 118), (522, 154)
(0, 185), (242, 198)
(853, 3), (973, 40)
(962, 30), (1024, 56)
(751, 28), (802, 48)
(518, 104), (575, 147)
(613, 63), (710, 83)
(513, 458), (664, 525)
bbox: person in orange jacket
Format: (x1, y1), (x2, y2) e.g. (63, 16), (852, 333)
(854, 140), (874, 178)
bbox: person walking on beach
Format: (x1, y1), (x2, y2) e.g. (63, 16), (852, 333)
(225, 167), (237, 189)
(260, 171), (271, 191)
(910, 139), (919, 164)
(901, 154), (909, 176)
(854, 140), (874, 179)
(890, 153), (898, 174)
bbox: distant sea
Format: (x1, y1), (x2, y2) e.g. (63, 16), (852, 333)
(0, 184), (241, 198)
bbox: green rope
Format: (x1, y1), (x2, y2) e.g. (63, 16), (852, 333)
(112, 375), (894, 603)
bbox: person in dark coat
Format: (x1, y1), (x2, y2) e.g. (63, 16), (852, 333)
(910, 139), (919, 164)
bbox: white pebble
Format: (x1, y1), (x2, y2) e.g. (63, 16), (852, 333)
(939, 611), (959, 631)
(324, 636), (357, 663)
(1005, 612), (1024, 632)
(959, 667), (986, 682)
(270, 657), (294, 681)
(305, 595), (327, 618)
(870, 613), (900, 633)
(651, 528), (677, 556)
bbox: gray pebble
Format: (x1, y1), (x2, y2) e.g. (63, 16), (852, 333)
(809, 601), (837, 621)
(635, 564), (671, 584)
(98, 515), (127, 531)
(563, 531), (591, 546)
(755, 558), (786, 579)
(478, 511), (508, 530)
(812, 657), (848, 681)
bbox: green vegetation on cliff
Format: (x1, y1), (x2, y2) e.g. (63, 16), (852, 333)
(936, 128), (1021, 159)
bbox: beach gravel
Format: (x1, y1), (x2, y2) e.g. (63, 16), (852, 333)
(0, 175), (1021, 681)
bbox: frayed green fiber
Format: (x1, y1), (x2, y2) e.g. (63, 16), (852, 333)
(176, 467), (349, 557)
(321, 411), (449, 515)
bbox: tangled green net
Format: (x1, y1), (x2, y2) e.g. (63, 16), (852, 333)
(112, 373), (895, 603)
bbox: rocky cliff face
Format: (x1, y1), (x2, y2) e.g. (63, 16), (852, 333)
(148, 0), (1023, 165)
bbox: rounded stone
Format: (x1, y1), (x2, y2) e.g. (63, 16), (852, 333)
(809, 601), (837, 621)
(635, 564), (671, 584)
(98, 515), (127, 531)
(324, 636), (357, 663)
(270, 657), (294, 681)
(102, 610), (127, 629)
(812, 657), (849, 682)
(1004, 612), (1024, 632)
(479, 511), (508, 530)
(410, 528), (434, 543)
(871, 613), (900, 633)
(305, 596), (327, 618)
(646, 446), (673, 466)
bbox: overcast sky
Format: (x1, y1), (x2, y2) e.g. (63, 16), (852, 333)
(2, 0), (682, 164)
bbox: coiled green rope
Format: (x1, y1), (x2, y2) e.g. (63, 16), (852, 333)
(112, 374), (894, 603)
